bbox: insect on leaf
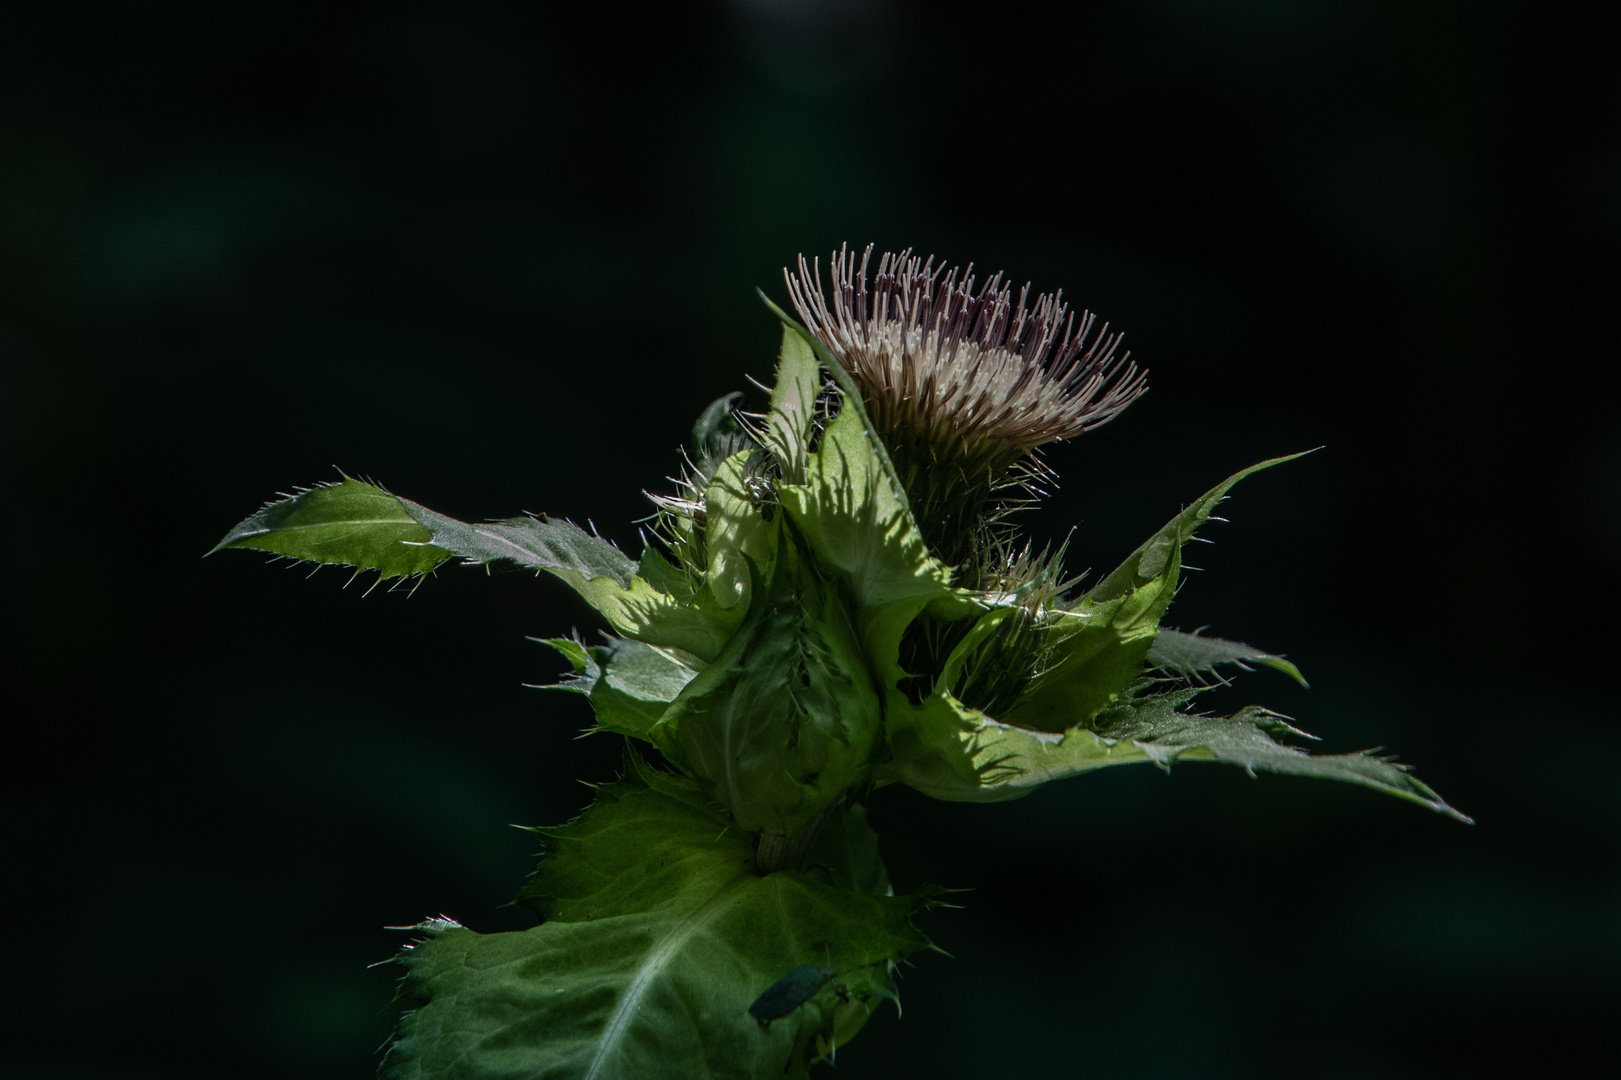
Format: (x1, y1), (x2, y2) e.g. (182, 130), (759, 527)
(383, 754), (932, 1080)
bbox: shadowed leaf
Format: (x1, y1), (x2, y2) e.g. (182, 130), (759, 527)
(1093, 688), (1468, 821)
(1148, 628), (1307, 686)
(1004, 454), (1308, 731)
(401, 502), (637, 586)
(400, 501), (737, 662)
(544, 636), (704, 740)
(877, 684), (1466, 820)
(382, 757), (932, 1080)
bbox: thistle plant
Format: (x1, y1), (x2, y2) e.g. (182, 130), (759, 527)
(214, 245), (1465, 1079)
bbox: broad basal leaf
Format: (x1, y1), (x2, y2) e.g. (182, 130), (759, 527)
(209, 478), (451, 581)
(876, 683), (1466, 820)
(544, 636), (704, 740)
(1147, 628), (1307, 686)
(1003, 454), (1307, 732)
(382, 757), (932, 1080)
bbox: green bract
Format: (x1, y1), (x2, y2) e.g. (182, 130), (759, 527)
(214, 260), (1466, 1079)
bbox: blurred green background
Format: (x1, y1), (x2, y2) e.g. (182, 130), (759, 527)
(5, 1), (1616, 1077)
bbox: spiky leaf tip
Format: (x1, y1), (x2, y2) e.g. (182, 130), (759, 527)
(209, 477), (451, 583)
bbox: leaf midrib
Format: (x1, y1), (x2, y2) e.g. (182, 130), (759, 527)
(583, 871), (751, 1080)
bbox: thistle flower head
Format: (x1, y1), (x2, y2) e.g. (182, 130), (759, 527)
(785, 244), (1148, 573)
(786, 244), (1146, 461)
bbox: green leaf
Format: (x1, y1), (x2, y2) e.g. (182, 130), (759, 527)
(778, 397), (950, 612)
(209, 478), (452, 581)
(1147, 628), (1307, 686)
(758, 294), (910, 515)
(691, 391), (752, 476)
(876, 684), (1467, 820)
(878, 689), (1119, 802)
(1003, 454), (1308, 732)
(544, 636), (704, 740)
(636, 546), (695, 605)
(400, 502), (637, 586)
(401, 502), (736, 663)
(213, 478), (738, 658)
(776, 389), (962, 691)
(650, 534), (882, 835)
(383, 758), (932, 1080)
(1091, 688), (1469, 821)
(758, 300), (973, 688)
(802, 802), (891, 898)
(700, 452), (779, 617)
(761, 325), (822, 487)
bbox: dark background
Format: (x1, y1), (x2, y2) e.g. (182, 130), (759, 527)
(6, 1), (1617, 1077)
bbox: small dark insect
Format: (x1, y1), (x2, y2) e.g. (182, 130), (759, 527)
(749, 951), (888, 1031)
(748, 965), (837, 1028)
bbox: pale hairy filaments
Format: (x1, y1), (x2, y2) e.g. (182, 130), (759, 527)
(785, 244), (1148, 458)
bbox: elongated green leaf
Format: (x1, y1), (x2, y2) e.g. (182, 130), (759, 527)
(219, 478), (741, 660)
(1147, 628), (1307, 686)
(401, 502), (637, 585)
(544, 636), (703, 740)
(401, 502), (736, 662)
(877, 684), (1466, 819)
(1003, 454), (1307, 732)
(761, 326), (822, 487)
(383, 758), (932, 1080)
(1091, 688), (1469, 821)
(210, 478), (452, 581)
(879, 689), (1127, 802)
